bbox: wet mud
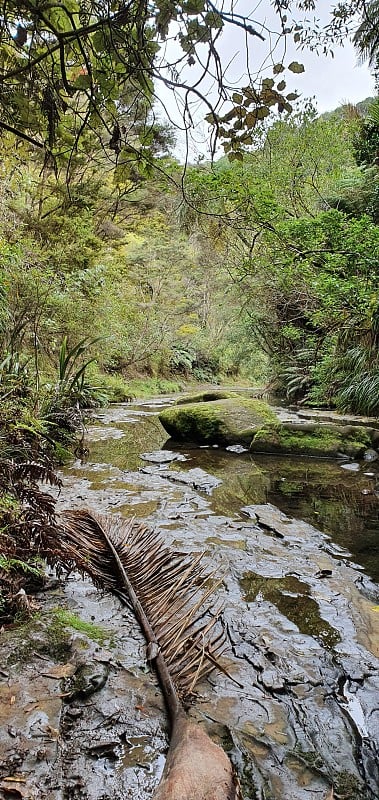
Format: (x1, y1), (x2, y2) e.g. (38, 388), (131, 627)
(1, 395), (379, 800)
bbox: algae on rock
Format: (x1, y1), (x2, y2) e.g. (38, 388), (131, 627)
(250, 422), (372, 458)
(159, 396), (277, 445)
(175, 390), (240, 405)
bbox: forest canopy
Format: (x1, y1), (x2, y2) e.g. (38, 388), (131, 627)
(0, 0), (373, 166)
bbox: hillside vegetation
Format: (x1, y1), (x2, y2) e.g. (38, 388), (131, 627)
(2, 95), (379, 618)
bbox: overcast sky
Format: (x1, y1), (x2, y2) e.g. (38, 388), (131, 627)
(155, 1), (375, 160)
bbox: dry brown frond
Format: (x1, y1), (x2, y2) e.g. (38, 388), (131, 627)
(58, 509), (230, 712)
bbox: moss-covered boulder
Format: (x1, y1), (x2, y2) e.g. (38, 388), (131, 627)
(159, 397), (277, 445)
(250, 422), (372, 459)
(175, 390), (239, 405)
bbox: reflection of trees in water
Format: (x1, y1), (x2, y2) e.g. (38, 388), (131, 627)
(240, 572), (341, 648)
(211, 469), (270, 517)
(262, 462), (379, 581)
(89, 416), (167, 472)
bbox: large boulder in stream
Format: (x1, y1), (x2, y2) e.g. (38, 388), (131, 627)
(159, 394), (375, 457)
(159, 396), (277, 445)
(250, 421), (373, 458)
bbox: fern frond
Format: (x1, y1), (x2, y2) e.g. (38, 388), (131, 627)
(11, 461), (62, 487)
(58, 510), (230, 715)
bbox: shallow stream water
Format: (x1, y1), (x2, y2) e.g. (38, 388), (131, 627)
(70, 396), (379, 582)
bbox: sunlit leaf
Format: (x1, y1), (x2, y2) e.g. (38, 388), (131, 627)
(245, 111), (257, 128)
(288, 61), (305, 74)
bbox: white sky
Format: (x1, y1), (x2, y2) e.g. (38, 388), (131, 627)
(155, 1), (375, 161)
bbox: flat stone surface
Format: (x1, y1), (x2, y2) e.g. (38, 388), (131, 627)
(140, 466), (222, 493)
(5, 399), (379, 800)
(140, 450), (188, 463)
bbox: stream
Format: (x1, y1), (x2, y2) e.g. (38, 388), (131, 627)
(1, 394), (379, 800)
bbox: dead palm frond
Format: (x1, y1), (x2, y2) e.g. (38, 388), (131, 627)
(59, 509), (229, 709)
(58, 509), (242, 800)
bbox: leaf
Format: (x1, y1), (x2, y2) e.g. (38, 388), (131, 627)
(232, 93), (243, 104)
(204, 11), (223, 28)
(288, 61), (305, 74)
(245, 111), (257, 128)
(277, 80), (286, 91)
(183, 0), (205, 12)
(273, 63), (285, 74)
(41, 663), (77, 679)
(58, 511), (236, 710)
(256, 107), (270, 119)
(286, 92), (299, 101)
(221, 107), (238, 123)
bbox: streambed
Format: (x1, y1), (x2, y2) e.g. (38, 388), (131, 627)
(1, 395), (379, 800)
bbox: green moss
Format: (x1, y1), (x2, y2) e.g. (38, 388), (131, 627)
(7, 613), (73, 665)
(160, 403), (222, 440)
(52, 609), (113, 646)
(332, 771), (368, 799)
(250, 422), (371, 458)
(6, 609), (113, 666)
(291, 747), (326, 773)
(159, 397), (277, 444)
(175, 390), (239, 405)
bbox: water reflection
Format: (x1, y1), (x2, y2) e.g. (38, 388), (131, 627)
(240, 572), (341, 649)
(84, 404), (379, 582)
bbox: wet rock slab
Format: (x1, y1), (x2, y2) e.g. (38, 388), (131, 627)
(139, 466), (222, 493)
(140, 450), (188, 464)
(0, 580), (168, 800)
(7, 400), (379, 800)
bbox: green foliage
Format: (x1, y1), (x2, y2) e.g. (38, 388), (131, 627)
(0, 0), (314, 163)
(0, 556), (44, 578)
(183, 100), (379, 414)
(336, 347), (379, 415)
(50, 336), (106, 409)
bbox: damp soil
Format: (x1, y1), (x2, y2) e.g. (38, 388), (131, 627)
(1, 394), (379, 800)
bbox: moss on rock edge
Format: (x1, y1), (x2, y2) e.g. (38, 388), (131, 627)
(159, 397), (277, 445)
(250, 422), (372, 458)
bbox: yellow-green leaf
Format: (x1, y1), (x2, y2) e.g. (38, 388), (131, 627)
(288, 61), (305, 74)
